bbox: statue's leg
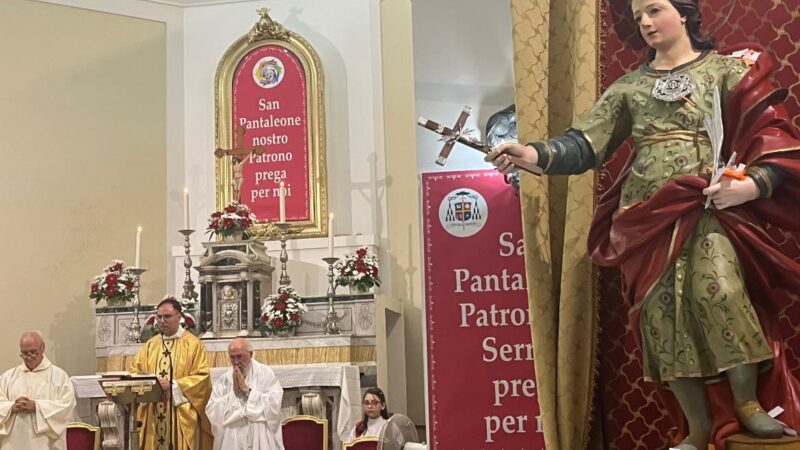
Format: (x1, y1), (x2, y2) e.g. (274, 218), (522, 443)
(669, 377), (711, 450)
(726, 363), (783, 438)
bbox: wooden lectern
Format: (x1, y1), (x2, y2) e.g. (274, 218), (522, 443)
(98, 373), (163, 450)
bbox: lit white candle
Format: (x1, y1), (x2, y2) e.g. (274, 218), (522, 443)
(279, 182), (286, 223)
(135, 226), (142, 268)
(328, 213), (334, 257)
(183, 188), (190, 229)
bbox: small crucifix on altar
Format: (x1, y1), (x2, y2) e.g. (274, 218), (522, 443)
(417, 105), (542, 175)
(215, 125), (268, 202)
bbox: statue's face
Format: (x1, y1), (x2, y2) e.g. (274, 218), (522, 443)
(156, 303), (181, 336)
(631, 0), (686, 51)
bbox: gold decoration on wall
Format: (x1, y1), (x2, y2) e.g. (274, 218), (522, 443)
(96, 345), (376, 372)
(215, 8), (328, 239)
(248, 8), (289, 43)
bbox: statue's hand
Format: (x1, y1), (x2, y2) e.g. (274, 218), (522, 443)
(702, 176), (759, 210)
(485, 142), (539, 174)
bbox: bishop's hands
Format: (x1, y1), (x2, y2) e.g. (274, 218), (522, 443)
(158, 377), (171, 401)
(233, 365), (250, 395)
(484, 142), (540, 174)
(12, 397), (35, 413)
(702, 176), (759, 210)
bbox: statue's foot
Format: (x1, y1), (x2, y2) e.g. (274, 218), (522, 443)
(669, 432), (709, 450)
(735, 401), (784, 438)
(669, 444), (698, 450)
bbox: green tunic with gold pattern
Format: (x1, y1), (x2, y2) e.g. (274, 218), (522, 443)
(538, 51), (777, 384)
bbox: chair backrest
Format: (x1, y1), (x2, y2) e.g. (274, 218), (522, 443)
(282, 414), (328, 450)
(342, 435), (379, 450)
(67, 421), (100, 450)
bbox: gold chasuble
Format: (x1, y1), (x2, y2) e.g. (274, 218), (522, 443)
(130, 330), (213, 450)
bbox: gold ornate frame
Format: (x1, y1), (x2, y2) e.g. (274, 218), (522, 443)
(215, 9), (327, 239)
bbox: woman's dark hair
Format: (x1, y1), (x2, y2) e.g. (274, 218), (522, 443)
(644, 0), (715, 61)
(355, 387), (390, 437)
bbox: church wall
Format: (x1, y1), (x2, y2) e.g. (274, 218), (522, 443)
(182, 0), (389, 278)
(0, 0), (179, 375)
(181, 0), (429, 421)
(380, 0), (424, 426)
(3, 0), (429, 428)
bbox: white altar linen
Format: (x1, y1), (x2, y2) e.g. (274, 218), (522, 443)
(72, 363), (360, 440)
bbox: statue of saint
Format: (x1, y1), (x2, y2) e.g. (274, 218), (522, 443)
(487, 1), (800, 448)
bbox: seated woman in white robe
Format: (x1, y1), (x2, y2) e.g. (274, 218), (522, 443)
(207, 338), (284, 450)
(344, 387), (390, 442)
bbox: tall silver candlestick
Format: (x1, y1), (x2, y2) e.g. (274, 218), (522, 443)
(322, 256), (341, 335)
(127, 267), (147, 343)
(178, 229), (199, 306)
(276, 223), (291, 286)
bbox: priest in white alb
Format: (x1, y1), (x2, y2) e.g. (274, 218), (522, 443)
(0, 331), (76, 450)
(207, 337), (285, 450)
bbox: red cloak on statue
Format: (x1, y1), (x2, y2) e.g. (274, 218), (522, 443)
(587, 45), (800, 449)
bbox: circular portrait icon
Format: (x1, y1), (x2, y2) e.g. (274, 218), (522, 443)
(253, 56), (285, 89)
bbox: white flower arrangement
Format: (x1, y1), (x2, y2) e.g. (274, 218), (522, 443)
(259, 286), (308, 333)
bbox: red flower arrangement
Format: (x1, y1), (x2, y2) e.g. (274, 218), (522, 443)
(335, 247), (381, 291)
(259, 286), (308, 334)
(90, 260), (137, 306)
(207, 201), (257, 239)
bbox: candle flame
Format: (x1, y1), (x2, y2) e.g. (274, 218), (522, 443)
(329, 213), (334, 219)
(137, 226), (142, 232)
(184, 187), (188, 194)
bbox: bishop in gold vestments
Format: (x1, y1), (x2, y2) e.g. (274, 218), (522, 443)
(131, 298), (213, 450)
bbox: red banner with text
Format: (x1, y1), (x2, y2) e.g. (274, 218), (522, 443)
(232, 45), (309, 221)
(422, 170), (545, 450)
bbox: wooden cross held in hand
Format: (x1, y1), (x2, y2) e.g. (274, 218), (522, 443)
(214, 125), (267, 159)
(417, 105), (542, 175)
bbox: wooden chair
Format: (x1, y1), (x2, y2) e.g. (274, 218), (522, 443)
(67, 421), (100, 450)
(342, 435), (379, 450)
(282, 414), (328, 450)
